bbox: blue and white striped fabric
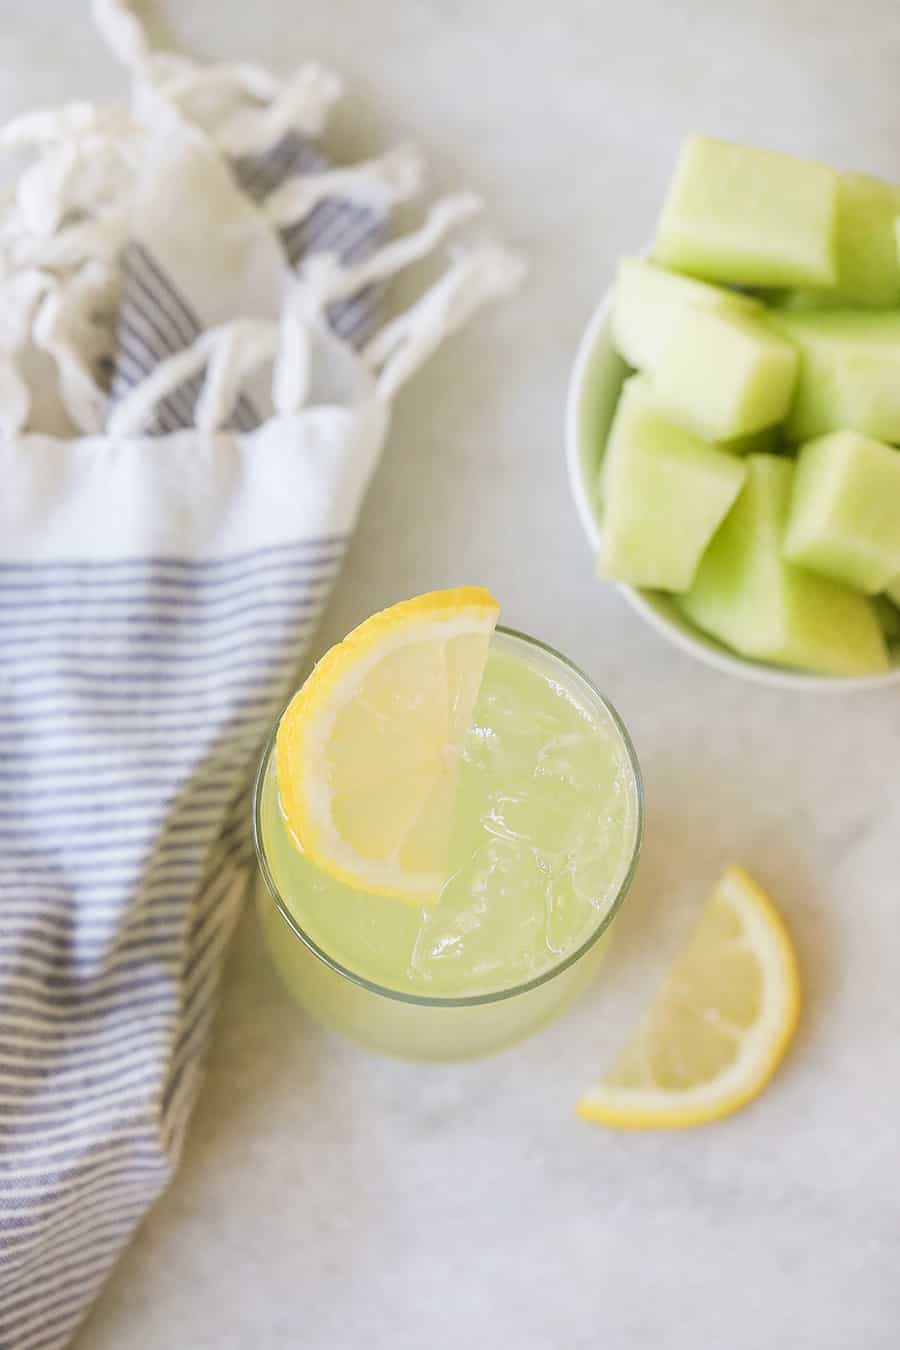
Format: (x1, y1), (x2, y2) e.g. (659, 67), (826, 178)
(110, 131), (384, 437)
(0, 538), (347, 1349)
(0, 131), (383, 1350)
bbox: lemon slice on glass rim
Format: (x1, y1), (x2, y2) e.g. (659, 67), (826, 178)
(275, 587), (499, 904)
(579, 865), (800, 1128)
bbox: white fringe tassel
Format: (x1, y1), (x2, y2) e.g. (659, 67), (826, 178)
(0, 0), (523, 438)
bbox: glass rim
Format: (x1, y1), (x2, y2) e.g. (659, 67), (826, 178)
(252, 625), (644, 1009)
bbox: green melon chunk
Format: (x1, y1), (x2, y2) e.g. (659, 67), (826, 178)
(610, 257), (761, 371)
(830, 173), (900, 307)
(653, 136), (839, 288)
(595, 373), (642, 503)
(769, 309), (900, 442)
(774, 177), (900, 309)
(765, 289), (831, 313)
(677, 455), (888, 676)
(873, 595), (900, 642)
(652, 307), (797, 441)
(597, 377), (746, 592)
(888, 575), (900, 607)
(783, 431), (900, 593)
(716, 426), (780, 456)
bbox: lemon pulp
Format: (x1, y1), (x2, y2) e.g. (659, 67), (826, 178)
(579, 865), (800, 1128)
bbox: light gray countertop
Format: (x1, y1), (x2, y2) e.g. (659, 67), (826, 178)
(6, 1), (898, 1346)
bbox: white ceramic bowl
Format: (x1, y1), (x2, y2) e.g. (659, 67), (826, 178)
(565, 283), (900, 691)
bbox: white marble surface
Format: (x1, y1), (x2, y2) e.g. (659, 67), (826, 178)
(6, 1), (899, 1345)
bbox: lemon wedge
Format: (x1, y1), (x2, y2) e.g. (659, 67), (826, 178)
(578, 865), (800, 1128)
(275, 587), (499, 903)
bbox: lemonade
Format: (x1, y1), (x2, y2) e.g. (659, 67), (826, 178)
(255, 627), (642, 1058)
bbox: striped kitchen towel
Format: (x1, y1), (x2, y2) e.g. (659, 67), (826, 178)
(0, 3), (523, 1347)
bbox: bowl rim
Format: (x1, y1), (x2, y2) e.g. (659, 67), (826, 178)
(564, 277), (900, 693)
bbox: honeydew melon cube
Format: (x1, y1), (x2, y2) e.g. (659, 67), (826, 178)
(610, 257), (761, 371)
(765, 289), (831, 313)
(596, 373), (645, 496)
(652, 307), (797, 441)
(783, 431), (900, 593)
(598, 377), (746, 592)
(774, 177), (900, 308)
(654, 136), (839, 288)
(830, 173), (900, 307)
(677, 455), (888, 676)
(769, 309), (900, 442)
(716, 426), (780, 456)
(873, 595), (900, 641)
(888, 575), (900, 607)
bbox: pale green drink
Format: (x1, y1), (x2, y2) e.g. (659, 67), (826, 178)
(255, 629), (642, 1058)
